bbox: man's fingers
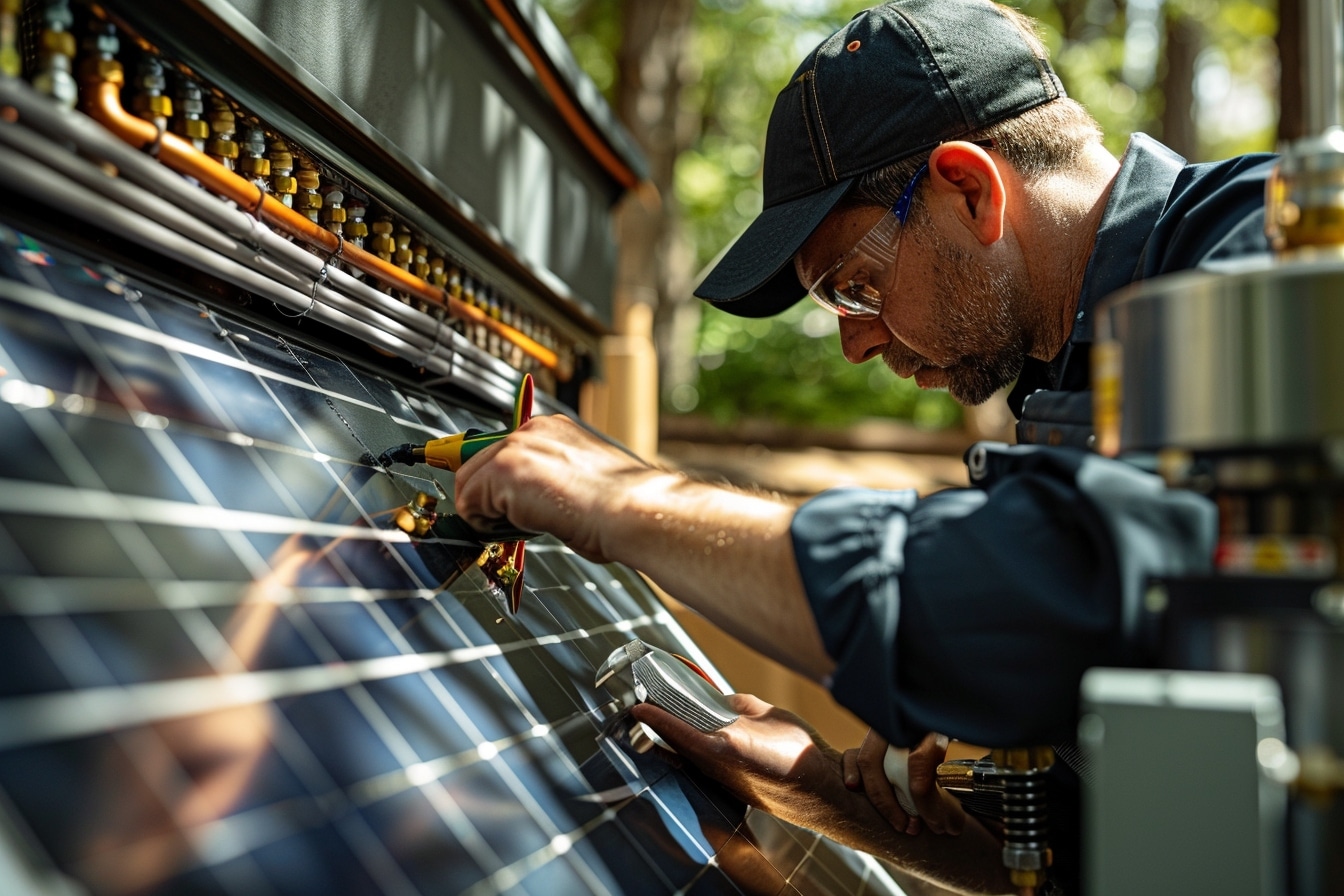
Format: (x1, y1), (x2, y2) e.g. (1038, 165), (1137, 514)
(842, 748), (861, 791)
(906, 732), (966, 836)
(860, 764), (917, 835)
(629, 701), (704, 753)
(850, 730), (919, 834)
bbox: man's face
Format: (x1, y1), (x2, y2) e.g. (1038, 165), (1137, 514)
(795, 202), (1039, 406)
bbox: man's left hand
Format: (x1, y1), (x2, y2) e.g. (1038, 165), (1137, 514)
(630, 693), (848, 830)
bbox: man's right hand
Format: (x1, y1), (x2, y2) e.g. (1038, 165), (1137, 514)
(842, 728), (967, 836)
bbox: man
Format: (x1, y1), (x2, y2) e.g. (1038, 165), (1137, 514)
(455, 0), (1276, 891)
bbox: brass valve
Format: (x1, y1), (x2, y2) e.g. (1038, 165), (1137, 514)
(238, 126), (271, 179)
(206, 98), (238, 167)
(294, 165), (323, 220)
(172, 77), (210, 148)
(392, 225), (413, 269)
(369, 220), (395, 261)
(392, 492), (438, 538)
(320, 188), (346, 236)
(267, 138), (297, 204)
(130, 56), (172, 128)
(345, 200), (368, 246)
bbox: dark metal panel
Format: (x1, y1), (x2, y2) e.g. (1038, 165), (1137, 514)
(189, 0), (624, 326)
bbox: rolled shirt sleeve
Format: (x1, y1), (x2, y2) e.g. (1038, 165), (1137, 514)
(792, 446), (1216, 748)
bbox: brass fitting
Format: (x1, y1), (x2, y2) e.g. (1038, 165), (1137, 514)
(238, 155), (271, 177)
(369, 220), (395, 260)
(990, 746), (1056, 772)
(132, 92), (172, 119)
(77, 55), (123, 87)
(180, 118), (210, 140)
(41, 28), (75, 58)
(392, 492), (438, 538)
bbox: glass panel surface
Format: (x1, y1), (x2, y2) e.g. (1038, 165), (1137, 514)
(0, 230), (904, 896)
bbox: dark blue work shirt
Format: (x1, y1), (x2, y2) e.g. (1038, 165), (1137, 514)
(792, 134), (1274, 748)
(1009, 133), (1276, 441)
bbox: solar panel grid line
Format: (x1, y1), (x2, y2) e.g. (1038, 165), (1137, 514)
(60, 318), (285, 591)
(457, 810), (620, 896)
(0, 604), (662, 745)
(0, 277), (444, 446)
(0, 796), (83, 896)
(0, 480), (422, 544)
(330, 663), (534, 869)
(4, 606), (346, 894)
(184, 793), (324, 870)
(217, 697), (446, 896)
(0, 574), (437, 615)
(61, 690), (457, 896)
(0, 278), (324, 405)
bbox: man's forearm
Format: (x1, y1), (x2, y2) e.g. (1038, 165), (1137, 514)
(804, 782), (1012, 895)
(452, 415), (834, 680)
(597, 469), (834, 682)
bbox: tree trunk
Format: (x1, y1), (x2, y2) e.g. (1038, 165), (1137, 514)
(1277, 0), (1305, 140)
(1159, 7), (1200, 159)
(600, 0), (696, 457)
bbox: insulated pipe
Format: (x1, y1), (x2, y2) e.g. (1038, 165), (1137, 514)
(0, 122), (462, 379)
(0, 140), (460, 383)
(79, 70), (561, 374)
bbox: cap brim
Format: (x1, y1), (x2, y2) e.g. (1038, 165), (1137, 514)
(693, 178), (852, 318)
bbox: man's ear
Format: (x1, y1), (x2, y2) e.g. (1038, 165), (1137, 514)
(926, 141), (1006, 245)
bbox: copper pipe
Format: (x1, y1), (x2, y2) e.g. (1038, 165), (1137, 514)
(80, 71), (562, 375)
(481, 0), (640, 191)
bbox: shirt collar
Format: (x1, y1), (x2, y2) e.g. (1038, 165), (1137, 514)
(1069, 133), (1186, 346)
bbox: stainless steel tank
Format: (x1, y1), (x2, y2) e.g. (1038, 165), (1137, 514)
(1094, 256), (1344, 456)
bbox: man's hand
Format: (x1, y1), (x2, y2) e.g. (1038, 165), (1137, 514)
(453, 414), (659, 563)
(630, 693), (847, 830)
(842, 728), (967, 836)
(631, 695), (1013, 896)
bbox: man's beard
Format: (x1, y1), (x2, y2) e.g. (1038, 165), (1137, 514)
(883, 229), (1036, 406)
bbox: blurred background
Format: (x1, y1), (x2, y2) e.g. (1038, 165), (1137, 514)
(539, 0), (1288, 746)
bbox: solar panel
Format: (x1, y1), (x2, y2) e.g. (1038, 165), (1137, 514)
(0, 226), (911, 895)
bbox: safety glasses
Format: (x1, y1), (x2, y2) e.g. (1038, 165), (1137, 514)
(805, 162), (927, 320)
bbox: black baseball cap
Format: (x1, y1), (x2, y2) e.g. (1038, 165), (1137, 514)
(694, 0), (1065, 318)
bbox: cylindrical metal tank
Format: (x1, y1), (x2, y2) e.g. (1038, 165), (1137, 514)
(1095, 256), (1344, 456)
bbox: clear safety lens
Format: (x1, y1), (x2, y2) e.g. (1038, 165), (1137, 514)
(806, 208), (903, 319)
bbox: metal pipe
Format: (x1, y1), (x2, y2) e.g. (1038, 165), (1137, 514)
(1304, 0), (1343, 132)
(78, 68), (561, 374)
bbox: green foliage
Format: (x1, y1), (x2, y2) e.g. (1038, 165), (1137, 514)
(676, 302), (962, 430)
